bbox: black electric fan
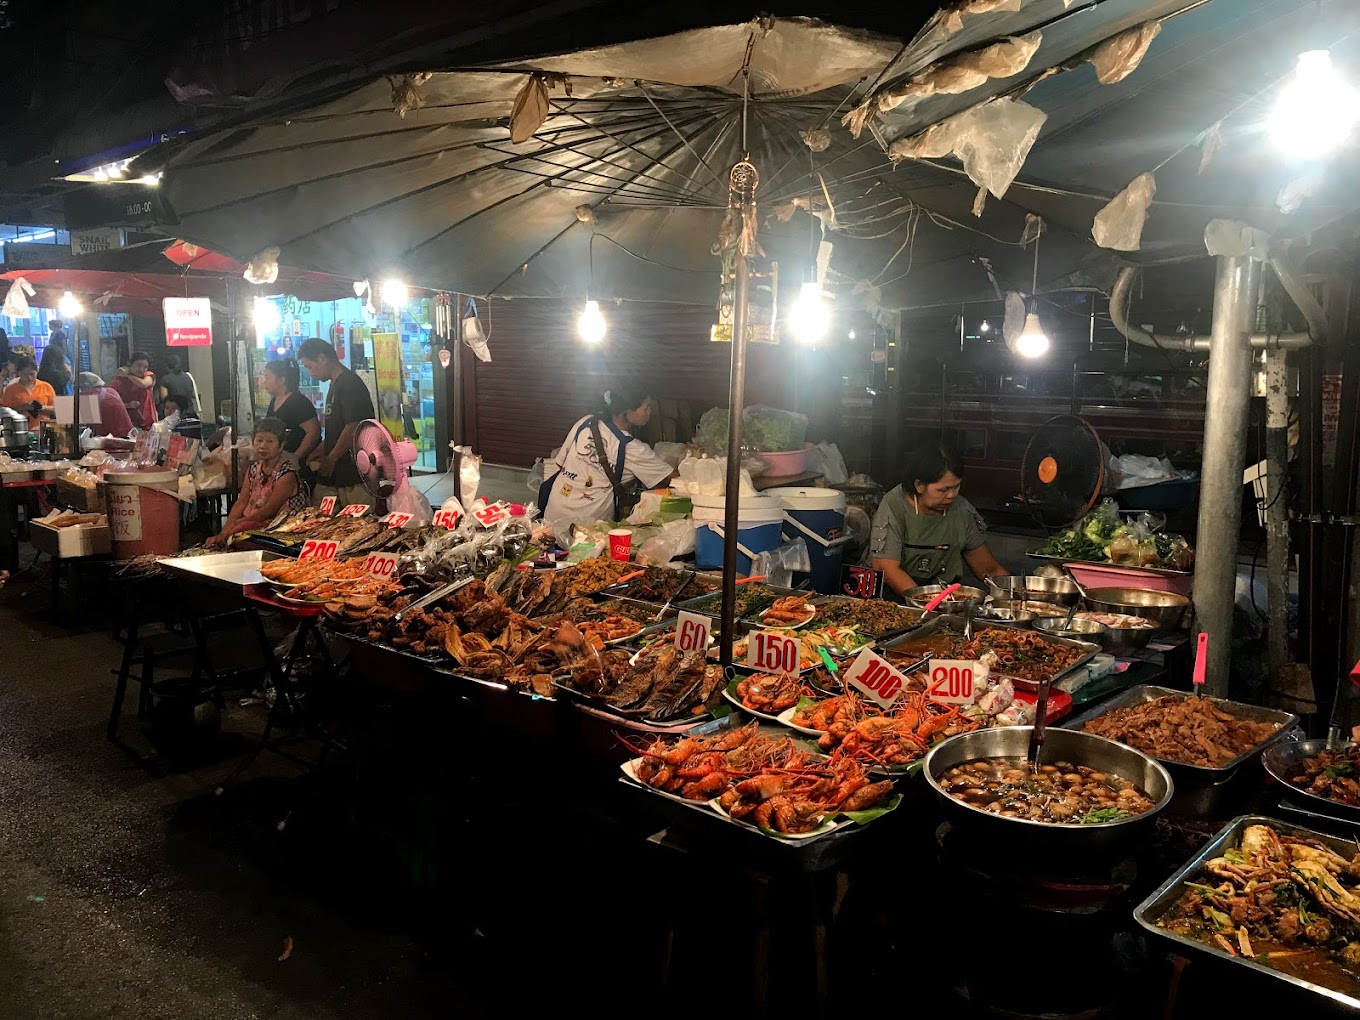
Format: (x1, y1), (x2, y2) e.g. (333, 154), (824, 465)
(1019, 415), (1111, 529)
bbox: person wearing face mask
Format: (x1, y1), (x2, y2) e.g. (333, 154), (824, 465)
(869, 444), (1008, 598)
(2, 355), (56, 431)
(540, 379), (675, 543)
(206, 418), (309, 545)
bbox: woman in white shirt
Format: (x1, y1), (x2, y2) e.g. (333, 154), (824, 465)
(541, 380), (675, 544)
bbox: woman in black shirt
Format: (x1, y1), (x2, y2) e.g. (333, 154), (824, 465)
(263, 358), (321, 461)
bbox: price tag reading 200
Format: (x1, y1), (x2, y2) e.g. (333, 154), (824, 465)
(842, 647), (909, 709)
(745, 630), (801, 674)
(926, 659), (987, 705)
(298, 539), (338, 561)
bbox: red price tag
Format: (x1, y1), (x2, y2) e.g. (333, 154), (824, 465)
(433, 508), (461, 529)
(926, 659), (986, 705)
(380, 512), (413, 529)
(840, 565), (884, 600)
(319, 496), (336, 515)
(745, 630), (801, 674)
(473, 501), (510, 528)
(842, 647), (909, 708)
(673, 611), (710, 653)
(339, 503), (370, 517)
(298, 539), (338, 561)
(362, 551), (399, 579)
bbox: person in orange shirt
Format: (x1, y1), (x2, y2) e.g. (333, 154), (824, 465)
(1, 355), (56, 431)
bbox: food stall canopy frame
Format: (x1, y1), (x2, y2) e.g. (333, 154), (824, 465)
(131, 4), (1360, 310)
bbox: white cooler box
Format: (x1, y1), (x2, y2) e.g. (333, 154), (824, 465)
(29, 520), (112, 558)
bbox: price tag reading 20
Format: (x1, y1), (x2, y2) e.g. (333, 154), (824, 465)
(298, 539), (339, 561)
(926, 659), (987, 706)
(318, 495), (337, 515)
(842, 647), (909, 709)
(745, 630), (801, 674)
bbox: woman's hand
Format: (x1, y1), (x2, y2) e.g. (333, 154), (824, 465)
(205, 532), (224, 547)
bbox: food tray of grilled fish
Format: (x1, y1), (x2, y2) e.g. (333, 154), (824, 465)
(550, 641), (727, 726)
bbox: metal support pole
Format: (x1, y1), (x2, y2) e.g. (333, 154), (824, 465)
(1264, 351), (1302, 703)
(1193, 255), (1262, 697)
(452, 294), (465, 448)
(719, 255), (751, 669)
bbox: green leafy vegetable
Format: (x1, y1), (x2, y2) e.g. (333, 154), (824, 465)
(1207, 907), (1233, 930)
(1078, 806), (1131, 824)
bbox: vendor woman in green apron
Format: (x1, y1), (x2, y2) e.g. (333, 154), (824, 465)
(869, 445), (1008, 598)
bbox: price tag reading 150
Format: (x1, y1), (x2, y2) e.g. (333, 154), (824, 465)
(927, 659), (986, 705)
(842, 647), (909, 708)
(746, 630), (801, 674)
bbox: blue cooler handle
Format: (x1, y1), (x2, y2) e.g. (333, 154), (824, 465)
(781, 513), (857, 551)
(702, 522), (759, 562)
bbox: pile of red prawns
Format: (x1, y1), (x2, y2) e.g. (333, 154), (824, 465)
(629, 723), (894, 834)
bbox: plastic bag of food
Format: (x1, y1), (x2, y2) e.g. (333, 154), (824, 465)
(749, 538), (811, 588)
(805, 441), (849, 485)
(742, 405), (809, 453)
(652, 442), (689, 470)
(635, 518), (697, 566)
(693, 407), (730, 456)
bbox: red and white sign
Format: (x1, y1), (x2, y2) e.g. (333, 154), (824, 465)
(319, 496), (336, 515)
(843, 648), (909, 708)
(673, 611), (710, 653)
(926, 659), (986, 706)
(338, 503), (370, 517)
(473, 501), (511, 528)
(162, 297), (213, 347)
(381, 512), (413, 529)
(746, 630), (801, 674)
(362, 552), (399, 579)
(433, 507), (461, 529)
(298, 539), (339, 561)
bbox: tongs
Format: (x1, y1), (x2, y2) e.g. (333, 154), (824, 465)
(394, 575), (475, 623)
(921, 582), (961, 617)
(652, 569), (696, 622)
(1028, 676), (1053, 772)
(1192, 631), (1208, 699)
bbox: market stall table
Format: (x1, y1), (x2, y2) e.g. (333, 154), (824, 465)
(0, 477), (54, 571)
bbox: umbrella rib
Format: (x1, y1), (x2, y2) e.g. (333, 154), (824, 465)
(390, 110), (719, 262)
(635, 84), (725, 188)
(481, 124), (718, 297)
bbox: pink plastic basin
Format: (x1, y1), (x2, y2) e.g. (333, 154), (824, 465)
(758, 443), (812, 478)
(1064, 562), (1193, 598)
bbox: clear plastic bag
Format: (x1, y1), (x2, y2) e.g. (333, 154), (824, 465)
(888, 98), (1047, 200)
(1087, 20), (1162, 85)
(692, 406), (808, 454)
(693, 408), (730, 456)
(878, 32), (1041, 113)
(805, 442), (849, 485)
(635, 518), (697, 566)
(750, 539), (811, 588)
(1092, 172), (1156, 252)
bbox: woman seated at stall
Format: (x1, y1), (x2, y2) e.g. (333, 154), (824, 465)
(869, 444), (1008, 599)
(206, 418), (309, 546)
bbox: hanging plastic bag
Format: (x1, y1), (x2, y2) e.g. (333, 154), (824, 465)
(1086, 20), (1162, 85)
(889, 98), (1047, 200)
(805, 442), (849, 485)
(1092, 172), (1156, 252)
(749, 539), (812, 588)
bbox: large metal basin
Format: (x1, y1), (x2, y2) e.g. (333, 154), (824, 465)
(984, 574), (1080, 606)
(923, 726), (1173, 855)
(1082, 586), (1188, 631)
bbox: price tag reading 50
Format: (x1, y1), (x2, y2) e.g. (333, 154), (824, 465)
(745, 630), (801, 674)
(926, 659), (987, 705)
(842, 647), (909, 708)
(673, 611), (710, 653)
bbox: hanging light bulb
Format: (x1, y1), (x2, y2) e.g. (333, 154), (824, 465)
(1015, 311), (1050, 358)
(847, 328), (856, 340)
(58, 290), (82, 318)
(578, 299), (606, 344)
(980, 319), (991, 333)
(1270, 50), (1360, 159)
(381, 278), (409, 307)
(253, 296), (281, 333)
(790, 281), (830, 345)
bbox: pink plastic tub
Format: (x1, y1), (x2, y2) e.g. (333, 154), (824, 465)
(757, 443), (812, 478)
(1064, 562), (1193, 598)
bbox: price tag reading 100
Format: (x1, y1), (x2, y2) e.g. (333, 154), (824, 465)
(745, 630), (801, 674)
(842, 647), (908, 709)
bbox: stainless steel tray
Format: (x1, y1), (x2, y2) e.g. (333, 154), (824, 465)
(879, 614), (1101, 688)
(157, 550), (283, 590)
(1134, 814), (1360, 1014)
(1060, 690), (1294, 777)
(1263, 737), (1360, 823)
(802, 595), (924, 639)
(675, 582), (808, 619)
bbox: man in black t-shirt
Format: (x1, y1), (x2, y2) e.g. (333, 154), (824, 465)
(297, 337), (377, 510)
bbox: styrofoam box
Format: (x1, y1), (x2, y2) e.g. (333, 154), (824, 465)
(29, 520), (112, 558)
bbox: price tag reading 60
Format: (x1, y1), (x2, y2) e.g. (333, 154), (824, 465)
(673, 611), (710, 653)
(842, 647), (909, 708)
(745, 630), (801, 674)
(927, 659), (987, 705)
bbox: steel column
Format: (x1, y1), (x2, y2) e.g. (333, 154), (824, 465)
(1193, 255), (1262, 697)
(718, 254), (750, 669)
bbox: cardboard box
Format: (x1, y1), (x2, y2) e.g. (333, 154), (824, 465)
(29, 520), (112, 558)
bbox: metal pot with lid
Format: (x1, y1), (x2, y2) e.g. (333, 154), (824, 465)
(0, 406), (32, 450)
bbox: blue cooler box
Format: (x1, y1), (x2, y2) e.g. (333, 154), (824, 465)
(690, 494), (784, 575)
(763, 486), (849, 594)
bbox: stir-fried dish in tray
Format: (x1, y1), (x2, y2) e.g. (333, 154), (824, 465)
(1289, 747), (1360, 806)
(557, 643), (725, 722)
(682, 583), (787, 620)
(1158, 823), (1360, 998)
(606, 567), (719, 604)
(1081, 695), (1282, 767)
(889, 627), (1087, 684)
(812, 599), (921, 637)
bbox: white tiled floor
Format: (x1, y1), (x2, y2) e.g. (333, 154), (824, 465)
(411, 461), (532, 508)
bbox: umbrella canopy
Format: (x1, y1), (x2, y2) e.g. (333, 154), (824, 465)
(134, 4), (1360, 311)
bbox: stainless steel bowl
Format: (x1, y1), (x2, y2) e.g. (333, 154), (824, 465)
(1032, 616), (1109, 646)
(987, 598), (1070, 621)
(1066, 613), (1156, 654)
(973, 605), (1036, 626)
(1082, 587), (1188, 632)
(905, 584), (985, 610)
(984, 575), (1080, 606)
(924, 726), (1174, 854)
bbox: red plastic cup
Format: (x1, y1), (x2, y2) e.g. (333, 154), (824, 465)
(608, 528), (632, 561)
